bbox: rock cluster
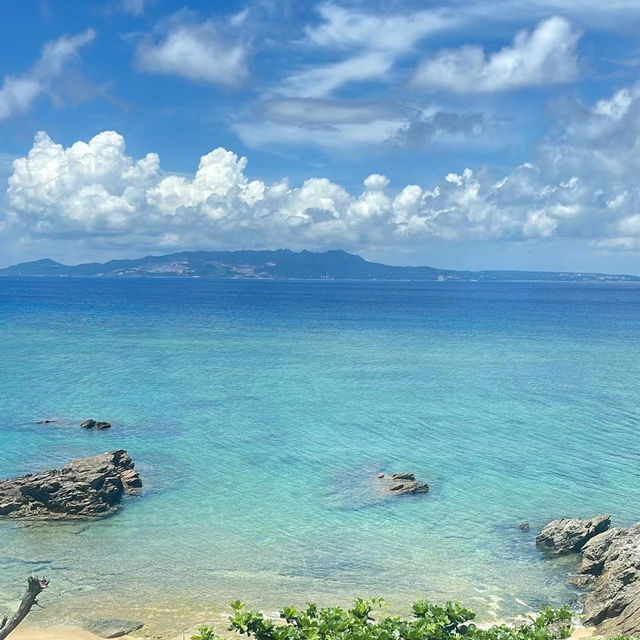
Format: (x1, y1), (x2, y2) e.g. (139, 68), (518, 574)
(538, 515), (640, 636)
(80, 419), (112, 430)
(35, 418), (112, 429)
(536, 514), (611, 554)
(0, 450), (141, 519)
(579, 523), (640, 636)
(376, 472), (429, 496)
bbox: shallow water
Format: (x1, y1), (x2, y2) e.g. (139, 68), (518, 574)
(1, 278), (639, 633)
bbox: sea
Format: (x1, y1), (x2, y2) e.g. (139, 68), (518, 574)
(1, 277), (639, 633)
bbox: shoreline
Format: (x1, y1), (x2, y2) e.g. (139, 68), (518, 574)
(11, 614), (598, 640)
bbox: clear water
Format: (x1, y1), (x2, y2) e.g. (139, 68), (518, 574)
(1, 278), (639, 634)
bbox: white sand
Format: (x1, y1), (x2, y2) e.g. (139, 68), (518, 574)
(11, 626), (120, 640)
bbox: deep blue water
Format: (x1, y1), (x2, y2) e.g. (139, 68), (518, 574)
(1, 278), (639, 632)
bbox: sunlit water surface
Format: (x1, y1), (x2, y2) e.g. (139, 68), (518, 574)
(1, 278), (639, 634)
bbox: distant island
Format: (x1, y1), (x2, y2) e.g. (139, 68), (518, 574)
(1, 249), (638, 281)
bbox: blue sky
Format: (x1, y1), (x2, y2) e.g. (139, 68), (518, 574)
(2, 0), (640, 271)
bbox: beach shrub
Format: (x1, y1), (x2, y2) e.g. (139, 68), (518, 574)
(192, 626), (218, 640)
(191, 599), (573, 640)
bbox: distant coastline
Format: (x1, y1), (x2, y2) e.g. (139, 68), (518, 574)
(1, 249), (639, 282)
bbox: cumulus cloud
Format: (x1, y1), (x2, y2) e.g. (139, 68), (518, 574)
(412, 16), (581, 93)
(0, 29), (95, 121)
(5, 81), (640, 252)
(135, 19), (249, 86)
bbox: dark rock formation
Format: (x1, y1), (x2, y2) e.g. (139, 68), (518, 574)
(536, 515), (610, 554)
(80, 419), (112, 430)
(519, 521), (530, 531)
(35, 419), (59, 424)
(376, 472), (429, 496)
(0, 450), (141, 519)
(577, 524), (640, 636)
(538, 516), (640, 636)
(84, 619), (144, 638)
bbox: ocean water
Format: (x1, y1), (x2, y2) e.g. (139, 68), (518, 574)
(1, 278), (640, 634)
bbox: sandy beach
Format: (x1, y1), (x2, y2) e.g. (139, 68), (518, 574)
(11, 627), (125, 640)
(8, 621), (597, 640)
(11, 625), (182, 640)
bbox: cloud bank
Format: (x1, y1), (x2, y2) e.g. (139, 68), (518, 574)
(4, 81), (640, 253)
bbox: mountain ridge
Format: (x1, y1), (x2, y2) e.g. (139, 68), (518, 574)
(1, 249), (638, 281)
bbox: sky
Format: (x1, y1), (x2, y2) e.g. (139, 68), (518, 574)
(1, 1), (640, 272)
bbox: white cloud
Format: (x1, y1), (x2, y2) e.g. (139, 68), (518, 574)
(449, 0), (640, 29)
(258, 99), (388, 125)
(135, 20), (249, 87)
(235, 100), (488, 151)
(305, 2), (452, 53)
(235, 97), (403, 150)
(279, 52), (393, 99)
(412, 16), (580, 93)
(393, 110), (486, 146)
(121, 0), (151, 16)
(5, 81), (640, 252)
(592, 87), (635, 119)
(0, 29), (95, 121)
(279, 3), (454, 98)
(229, 8), (250, 27)
(234, 118), (404, 150)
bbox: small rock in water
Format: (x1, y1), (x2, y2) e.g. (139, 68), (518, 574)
(80, 419), (112, 430)
(536, 514), (610, 555)
(519, 521), (530, 531)
(376, 472), (429, 496)
(84, 619), (144, 638)
(36, 419), (59, 424)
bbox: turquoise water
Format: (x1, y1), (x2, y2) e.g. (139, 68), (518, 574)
(1, 278), (640, 633)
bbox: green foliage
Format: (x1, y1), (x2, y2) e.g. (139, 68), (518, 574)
(194, 599), (573, 640)
(192, 625), (219, 640)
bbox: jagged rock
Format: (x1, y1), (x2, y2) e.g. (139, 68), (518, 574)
(576, 524), (640, 636)
(536, 515), (610, 554)
(377, 472), (429, 496)
(539, 518), (640, 636)
(519, 521), (530, 531)
(580, 526), (627, 575)
(80, 419), (112, 430)
(84, 619), (144, 638)
(0, 450), (141, 519)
